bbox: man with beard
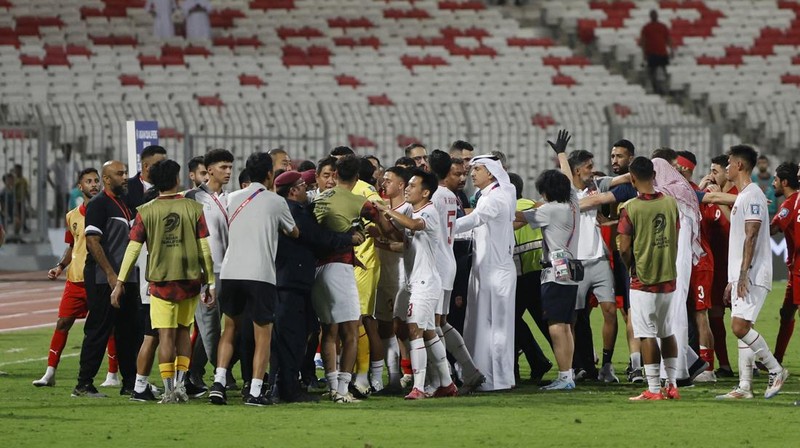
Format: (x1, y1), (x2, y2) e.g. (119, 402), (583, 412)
(72, 161), (140, 397)
(34, 168), (119, 388)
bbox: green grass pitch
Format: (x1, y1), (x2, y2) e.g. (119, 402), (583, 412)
(1, 282), (799, 447)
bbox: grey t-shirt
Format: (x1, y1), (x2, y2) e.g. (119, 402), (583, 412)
(220, 182), (296, 284)
(522, 187), (580, 284)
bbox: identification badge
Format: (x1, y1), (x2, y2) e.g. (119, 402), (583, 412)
(550, 250), (571, 282)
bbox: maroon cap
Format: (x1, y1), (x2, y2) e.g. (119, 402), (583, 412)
(301, 169), (316, 185)
(274, 170), (303, 188)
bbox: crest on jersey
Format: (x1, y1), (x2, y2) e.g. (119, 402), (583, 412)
(163, 213), (181, 233)
(779, 207), (790, 219)
(72, 222), (78, 234)
(732, 206), (737, 215)
(653, 213), (666, 234)
(750, 204), (760, 215)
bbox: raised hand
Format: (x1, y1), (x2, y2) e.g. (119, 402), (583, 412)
(547, 129), (571, 155)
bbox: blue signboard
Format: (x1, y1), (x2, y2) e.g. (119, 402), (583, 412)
(126, 120), (159, 175)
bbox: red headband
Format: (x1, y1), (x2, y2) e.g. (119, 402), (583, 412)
(676, 155), (695, 170)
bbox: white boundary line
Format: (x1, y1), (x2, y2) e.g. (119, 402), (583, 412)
(0, 352), (78, 367)
(0, 322), (57, 333)
(0, 297), (60, 308)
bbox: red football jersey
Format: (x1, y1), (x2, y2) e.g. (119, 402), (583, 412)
(702, 185), (738, 284)
(692, 182), (713, 272)
(772, 191), (800, 269)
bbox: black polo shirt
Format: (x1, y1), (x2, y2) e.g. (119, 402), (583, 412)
(84, 190), (137, 285)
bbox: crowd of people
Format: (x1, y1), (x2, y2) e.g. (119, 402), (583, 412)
(28, 131), (800, 405)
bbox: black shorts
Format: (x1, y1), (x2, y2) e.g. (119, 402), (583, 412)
(541, 282), (578, 324)
(139, 303), (159, 337)
(219, 279), (276, 325)
(612, 251), (630, 311)
(647, 54), (669, 68)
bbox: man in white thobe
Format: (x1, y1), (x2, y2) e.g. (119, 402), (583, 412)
(182, 0), (212, 41)
(454, 156), (517, 391)
(145, 0), (176, 39)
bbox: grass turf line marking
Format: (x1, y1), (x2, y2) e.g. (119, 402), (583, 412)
(0, 297), (60, 308)
(0, 352), (78, 367)
(0, 322), (58, 333)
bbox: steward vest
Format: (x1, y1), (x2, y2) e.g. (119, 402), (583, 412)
(137, 197), (204, 282)
(514, 198), (544, 275)
(622, 194), (678, 285)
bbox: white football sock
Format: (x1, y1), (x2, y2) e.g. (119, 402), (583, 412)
(742, 328), (781, 373)
(630, 352), (642, 370)
(250, 378), (263, 398)
(369, 360), (384, 388)
(427, 336), (453, 387)
(325, 371), (339, 393)
(410, 338), (427, 391)
(354, 372), (370, 388)
(558, 370), (571, 382)
(214, 367), (227, 387)
(644, 363), (661, 394)
(383, 337), (401, 387)
(43, 366), (56, 380)
(663, 357), (677, 387)
(134, 374), (149, 393)
(442, 323), (477, 378)
(738, 342), (755, 391)
(337, 372), (352, 396)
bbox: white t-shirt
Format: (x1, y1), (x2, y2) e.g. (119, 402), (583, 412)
(522, 187), (580, 284)
(431, 186), (458, 289)
(220, 182), (296, 284)
(402, 202), (442, 296)
(575, 188), (607, 260)
(727, 182), (772, 290)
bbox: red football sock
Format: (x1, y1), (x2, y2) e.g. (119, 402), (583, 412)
(699, 347), (715, 371)
(709, 316), (730, 368)
(48, 330), (69, 368)
(106, 334), (118, 374)
(401, 358), (412, 375)
(774, 318), (795, 364)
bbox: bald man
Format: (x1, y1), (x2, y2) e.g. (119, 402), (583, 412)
(72, 161), (140, 398)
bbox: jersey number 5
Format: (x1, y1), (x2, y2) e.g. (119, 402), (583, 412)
(447, 210), (457, 244)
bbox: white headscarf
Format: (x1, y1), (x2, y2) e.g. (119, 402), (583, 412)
(652, 158), (703, 263)
(471, 155), (516, 221)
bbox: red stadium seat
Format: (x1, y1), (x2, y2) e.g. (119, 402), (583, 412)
(119, 74), (145, 87)
(348, 134), (376, 147)
(239, 74), (265, 87)
(368, 94), (394, 106)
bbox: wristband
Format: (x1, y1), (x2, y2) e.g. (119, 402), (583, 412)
(57, 262), (66, 270)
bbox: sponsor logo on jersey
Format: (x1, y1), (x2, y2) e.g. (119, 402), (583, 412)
(750, 204), (761, 215)
(780, 207), (790, 219)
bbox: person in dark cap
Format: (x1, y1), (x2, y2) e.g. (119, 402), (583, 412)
(271, 170), (364, 402)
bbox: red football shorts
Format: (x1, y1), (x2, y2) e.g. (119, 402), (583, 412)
(58, 281), (88, 319)
(690, 269), (713, 311)
(783, 274), (800, 307)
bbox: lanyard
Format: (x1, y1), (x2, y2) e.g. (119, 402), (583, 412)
(205, 186), (229, 224)
(106, 191), (131, 224)
(228, 188), (265, 227)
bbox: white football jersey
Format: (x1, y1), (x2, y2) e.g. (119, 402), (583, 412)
(403, 202), (442, 296)
(431, 186), (458, 288)
(727, 182), (772, 290)
(575, 188), (607, 261)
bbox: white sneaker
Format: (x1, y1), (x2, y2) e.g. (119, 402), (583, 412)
(100, 372), (120, 387)
(540, 378), (576, 391)
(173, 384), (189, 403)
(597, 363), (620, 383)
(715, 387), (754, 400)
(33, 375), (55, 387)
(765, 368), (789, 399)
(693, 370), (717, 383)
(370, 381), (384, 393)
(158, 391), (178, 404)
(333, 392), (361, 403)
